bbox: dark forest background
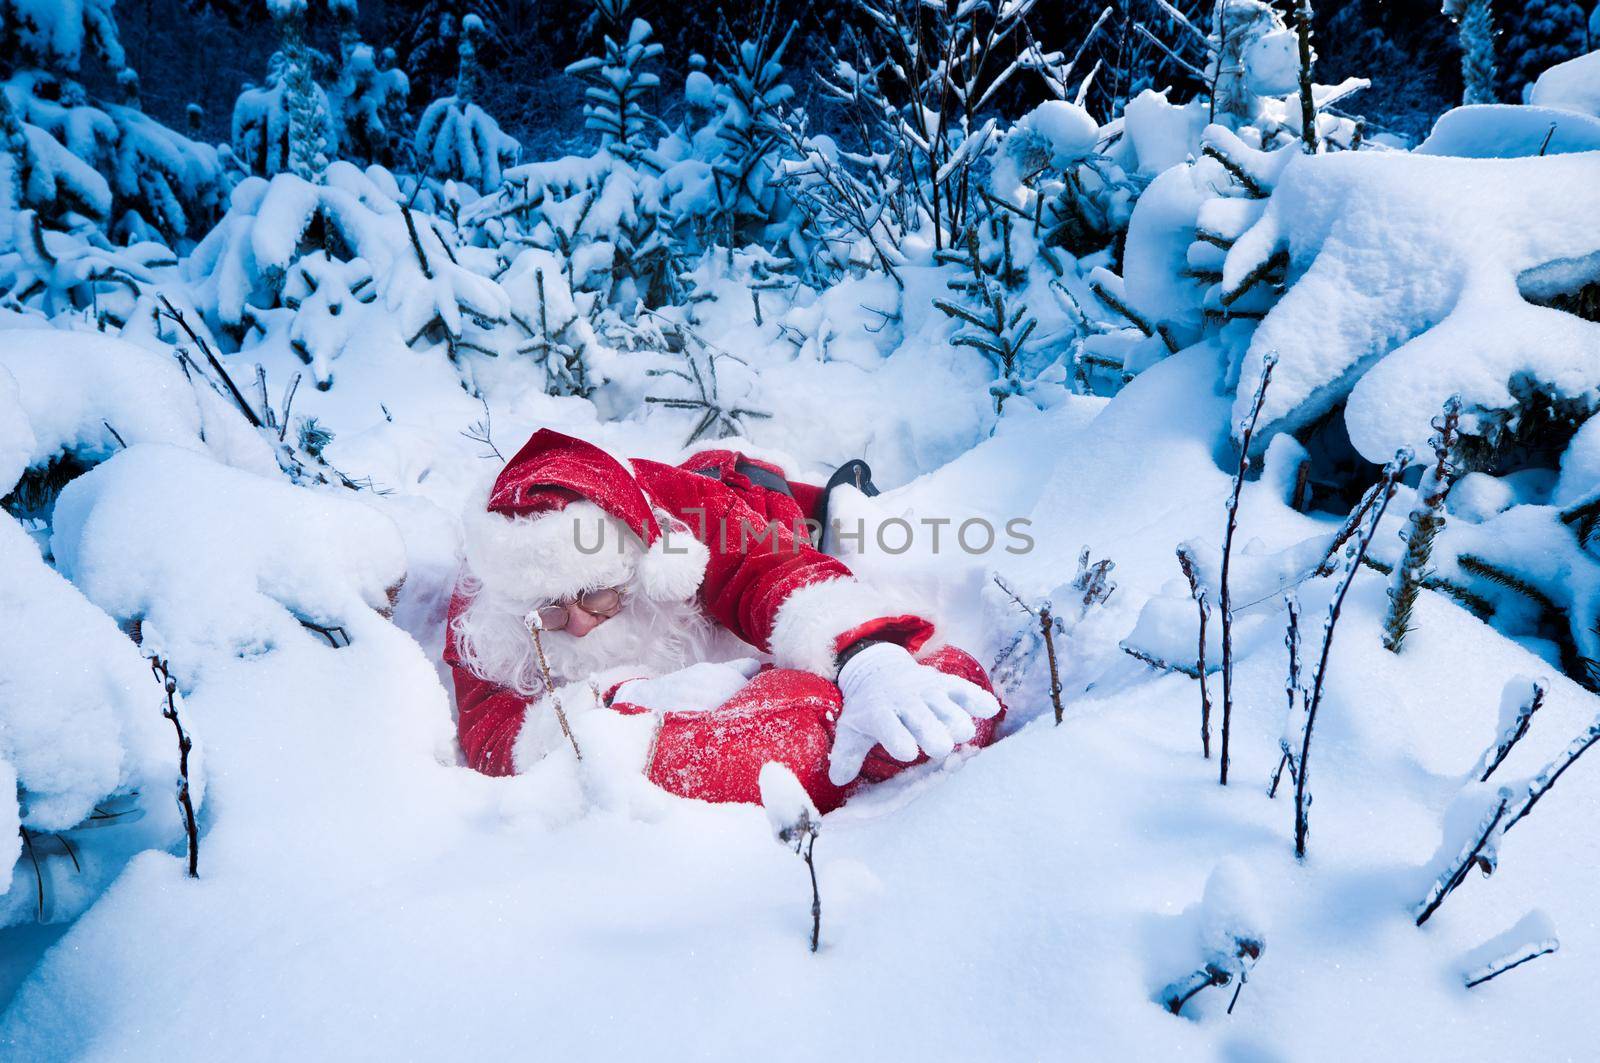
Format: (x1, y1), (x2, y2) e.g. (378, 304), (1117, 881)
(84, 1), (1562, 162)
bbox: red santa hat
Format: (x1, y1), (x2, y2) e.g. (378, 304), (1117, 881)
(462, 429), (708, 605)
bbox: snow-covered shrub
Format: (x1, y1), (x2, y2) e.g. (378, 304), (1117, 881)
(0, 513), (188, 927)
(1224, 149), (1600, 467)
(0, 209), (173, 325)
(50, 443), (406, 674)
(700, 12), (795, 248)
(413, 13), (520, 191)
(184, 165), (511, 384)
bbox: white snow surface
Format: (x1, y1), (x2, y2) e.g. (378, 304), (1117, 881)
(1531, 49), (1600, 118)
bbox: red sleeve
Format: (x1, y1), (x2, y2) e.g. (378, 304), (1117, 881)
(631, 460), (933, 674)
(444, 586), (530, 777)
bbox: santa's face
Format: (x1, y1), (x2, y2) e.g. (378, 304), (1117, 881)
(532, 582), (707, 683)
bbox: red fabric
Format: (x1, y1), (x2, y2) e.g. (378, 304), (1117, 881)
(676, 448), (825, 531)
(488, 428), (662, 545)
(443, 590), (528, 777)
(446, 430), (942, 783)
(631, 646), (1005, 813)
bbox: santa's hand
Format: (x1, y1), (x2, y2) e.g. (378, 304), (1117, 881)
(829, 643), (1001, 786)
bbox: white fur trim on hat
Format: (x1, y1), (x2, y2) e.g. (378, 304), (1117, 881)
(768, 577), (927, 677)
(635, 512), (710, 602)
(462, 498), (642, 606)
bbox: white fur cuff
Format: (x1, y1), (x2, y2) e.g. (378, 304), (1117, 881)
(767, 578), (926, 677)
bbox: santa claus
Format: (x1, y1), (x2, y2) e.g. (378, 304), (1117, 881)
(444, 428), (1003, 812)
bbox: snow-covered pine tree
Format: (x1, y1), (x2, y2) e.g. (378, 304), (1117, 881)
(333, 34), (409, 168)
(413, 13), (521, 191)
(233, 0), (343, 179)
(397, 0), (506, 108)
(565, 1), (663, 159)
(1444, 0), (1498, 105)
(1501, 0), (1589, 100)
(708, 7), (795, 247)
(0, 0), (228, 244)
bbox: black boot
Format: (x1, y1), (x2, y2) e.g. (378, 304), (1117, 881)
(815, 459), (879, 552)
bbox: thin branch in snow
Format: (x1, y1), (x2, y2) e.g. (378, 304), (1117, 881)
(461, 395), (504, 461)
(1415, 791), (1509, 927)
(1177, 544), (1212, 758)
(1420, 712), (1600, 923)
(1270, 591), (1302, 798)
(150, 656), (199, 878)
(528, 622), (582, 762)
(760, 763), (823, 953)
(1295, 0), (1318, 154)
(156, 295), (263, 429)
(1464, 939), (1559, 989)
(1296, 450), (1410, 858)
(1041, 605), (1064, 725)
(1478, 677), (1547, 783)
(1220, 353), (1277, 785)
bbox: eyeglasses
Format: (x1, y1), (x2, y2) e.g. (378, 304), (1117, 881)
(528, 587), (624, 632)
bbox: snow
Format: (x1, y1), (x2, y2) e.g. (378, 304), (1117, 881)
(50, 444), (407, 676)
(1530, 49), (1600, 118)
(1012, 100), (1100, 168)
(1244, 30), (1299, 97)
(4, 9), (1600, 1059)
(759, 761), (820, 845)
(0, 329), (246, 471)
(1417, 104), (1600, 157)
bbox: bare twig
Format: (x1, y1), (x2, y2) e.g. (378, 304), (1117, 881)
(1269, 590), (1301, 798)
(1479, 677), (1547, 783)
(1464, 939), (1559, 988)
(1296, 451), (1410, 858)
(156, 295), (263, 429)
(1220, 353), (1277, 785)
(1177, 544), (1212, 758)
(528, 624), (582, 761)
(150, 656), (199, 878)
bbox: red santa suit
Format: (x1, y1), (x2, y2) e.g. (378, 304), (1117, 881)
(445, 429), (1002, 812)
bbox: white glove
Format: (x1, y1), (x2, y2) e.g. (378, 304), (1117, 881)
(828, 643), (1001, 786)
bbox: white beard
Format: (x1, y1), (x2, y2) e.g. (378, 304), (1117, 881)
(451, 576), (714, 696)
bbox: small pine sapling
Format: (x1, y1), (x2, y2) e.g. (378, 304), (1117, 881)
(1447, 0), (1499, 105)
(1383, 397), (1461, 653)
(933, 224), (1039, 414)
(1295, 450), (1411, 858)
(1176, 544), (1213, 758)
(759, 763), (822, 953)
(150, 657), (199, 878)
(1220, 353), (1278, 785)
